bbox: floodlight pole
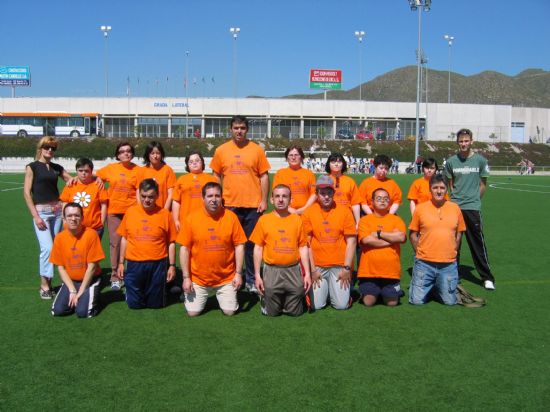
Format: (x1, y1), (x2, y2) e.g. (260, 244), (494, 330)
(354, 30), (365, 101)
(409, 0), (431, 163)
(100, 25), (112, 97)
(230, 27), (240, 98)
(186, 50), (190, 138)
(444, 34), (454, 104)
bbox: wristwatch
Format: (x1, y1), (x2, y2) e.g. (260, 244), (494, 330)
(343, 265), (351, 271)
(377, 230), (382, 240)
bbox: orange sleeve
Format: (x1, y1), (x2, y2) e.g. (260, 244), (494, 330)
(231, 214), (247, 245)
(249, 217), (266, 246)
(209, 149), (222, 175)
(256, 146), (271, 175)
(59, 186), (73, 203)
(349, 179), (362, 205)
(166, 165), (177, 189)
(343, 207), (357, 235)
(407, 179), (421, 202)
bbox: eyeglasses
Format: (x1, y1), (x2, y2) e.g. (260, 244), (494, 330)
(374, 196), (390, 202)
(118, 149), (132, 154)
(42, 145), (57, 151)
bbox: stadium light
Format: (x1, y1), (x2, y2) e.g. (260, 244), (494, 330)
(354, 30), (366, 101)
(444, 34), (455, 104)
(230, 27), (240, 98)
(408, 0), (431, 164)
(100, 25), (112, 97)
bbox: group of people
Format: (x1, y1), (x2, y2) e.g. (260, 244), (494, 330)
(24, 116), (495, 318)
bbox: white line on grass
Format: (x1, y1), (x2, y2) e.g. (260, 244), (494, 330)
(0, 186), (23, 192)
(490, 182), (550, 194)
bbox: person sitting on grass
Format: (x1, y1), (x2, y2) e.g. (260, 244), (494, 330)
(50, 203), (105, 318)
(409, 175), (466, 305)
(357, 188), (407, 307)
(251, 185), (312, 317)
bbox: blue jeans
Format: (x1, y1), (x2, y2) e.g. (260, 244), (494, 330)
(33, 204), (62, 278)
(228, 207), (262, 286)
(409, 258), (458, 305)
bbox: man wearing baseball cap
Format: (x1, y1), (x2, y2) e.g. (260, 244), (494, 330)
(302, 175), (356, 311)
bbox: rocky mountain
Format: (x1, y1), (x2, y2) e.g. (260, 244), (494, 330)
(283, 66), (550, 108)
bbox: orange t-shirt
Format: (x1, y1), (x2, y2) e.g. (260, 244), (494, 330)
(329, 174), (362, 209)
(96, 162), (140, 214)
(272, 167), (316, 209)
(176, 208), (247, 287)
(357, 213), (406, 279)
(409, 201), (466, 263)
(210, 140), (271, 208)
(117, 205), (176, 261)
(50, 227), (105, 281)
(172, 172), (218, 223)
(137, 163), (176, 208)
(60, 181), (108, 230)
(407, 176), (449, 205)
(249, 212), (307, 266)
(302, 203), (356, 267)
(359, 176), (402, 209)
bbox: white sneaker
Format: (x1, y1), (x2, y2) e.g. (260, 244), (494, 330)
(483, 280), (495, 290)
(111, 280), (122, 291)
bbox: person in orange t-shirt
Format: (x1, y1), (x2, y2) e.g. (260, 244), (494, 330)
(50, 203), (105, 318)
(272, 145), (316, 214)
(177, 182), (246, 316)
(324, 153), (361, 225)
(172, 152), (217, 232)
(409, 174), (466, 306)
(359, 154), (402, 215)
(302, 175), (356, 311)
(137, 141), (176, 210)
(358, 188), (407, 307)
(250, 185), (311, 317)
(210, 115), (271, 291)
(96, 142), (140, 290)
(407, 157), (448, 215)
(60, 158), (108, 237)
(117, 179), (177, 309)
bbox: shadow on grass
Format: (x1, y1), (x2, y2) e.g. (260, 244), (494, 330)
(458, 265), (483, 287)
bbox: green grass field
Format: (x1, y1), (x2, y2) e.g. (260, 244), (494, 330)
(1, 173), (549, 411)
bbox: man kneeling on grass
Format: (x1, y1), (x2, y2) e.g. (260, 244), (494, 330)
(409, 175), (466, 305)
(251, 185), (312, 316)
(117, 179), (177, 309)
(50, 203), (105, 318)
(357, 188), (407, 307)
(177, 182), (246, 317)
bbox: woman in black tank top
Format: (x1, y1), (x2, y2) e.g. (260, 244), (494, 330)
(23, 136), (73, 299)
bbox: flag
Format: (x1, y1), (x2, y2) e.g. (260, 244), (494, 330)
(211, 77), (215, 84)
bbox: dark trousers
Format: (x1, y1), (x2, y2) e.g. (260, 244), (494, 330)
(228, 207), (262, 286)
(125, 259), (167, 309)
(51, 277), (101, 318)
(459, 209), (494, 282)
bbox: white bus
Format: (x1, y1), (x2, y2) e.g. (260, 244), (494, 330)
(0, 112), (99, 137)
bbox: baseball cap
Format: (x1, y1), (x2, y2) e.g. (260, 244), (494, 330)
(316, 175), (334, 189)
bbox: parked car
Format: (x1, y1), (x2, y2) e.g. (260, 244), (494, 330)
(355, 129), (374, 140)
(336, 129), (354, 139)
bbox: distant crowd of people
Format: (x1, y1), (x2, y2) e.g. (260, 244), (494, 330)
(24, 117), (495, 318)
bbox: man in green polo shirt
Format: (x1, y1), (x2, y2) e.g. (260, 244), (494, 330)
(444, 128), (495, 290)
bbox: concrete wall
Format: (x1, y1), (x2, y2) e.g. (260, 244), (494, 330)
(2, 97), (550, 143)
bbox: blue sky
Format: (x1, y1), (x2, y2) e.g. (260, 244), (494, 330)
(1, 0), (549, 98)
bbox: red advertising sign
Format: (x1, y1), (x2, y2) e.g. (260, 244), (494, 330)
(309, 69), (342, 89)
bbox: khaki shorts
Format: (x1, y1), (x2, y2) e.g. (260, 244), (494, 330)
(184, 282), (238, 314)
